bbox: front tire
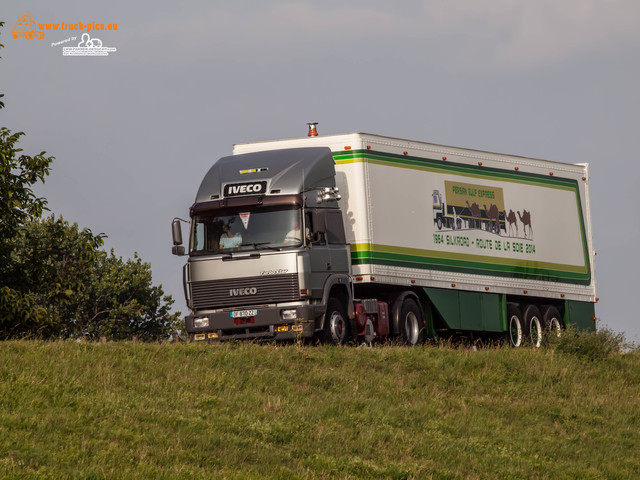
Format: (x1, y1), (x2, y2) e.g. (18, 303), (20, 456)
(323, 298), (349, 345)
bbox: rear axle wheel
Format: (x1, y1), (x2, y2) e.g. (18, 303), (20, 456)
(399, 298), (425, 346)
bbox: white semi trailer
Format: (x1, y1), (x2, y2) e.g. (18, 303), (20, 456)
(171, 130), (597, 347)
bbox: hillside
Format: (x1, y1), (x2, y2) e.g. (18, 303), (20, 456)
(1, 340), (639, 479)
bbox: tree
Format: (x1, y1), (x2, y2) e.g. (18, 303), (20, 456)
(76, 250), (182, 341)
(2, 216), (181, 340)
(0, 128), (53, 242)
(1, 216), (103, 337)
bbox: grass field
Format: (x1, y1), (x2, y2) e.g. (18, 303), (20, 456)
(1, 337), (639, 479)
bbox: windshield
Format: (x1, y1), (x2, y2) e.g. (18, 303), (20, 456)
(190, 207), (302, 255)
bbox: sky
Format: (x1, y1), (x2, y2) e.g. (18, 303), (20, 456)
(3, 0), (639, 341)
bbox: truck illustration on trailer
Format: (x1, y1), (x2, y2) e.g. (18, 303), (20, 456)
(433, 182), (510, 234)
(171, 128), (596, 347)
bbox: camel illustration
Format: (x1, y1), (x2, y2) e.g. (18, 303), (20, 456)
(504, 209), (517, 237)
(483, 204), (501, 234)
(517, 210), (533, 238)
(466, 200), (482, 229)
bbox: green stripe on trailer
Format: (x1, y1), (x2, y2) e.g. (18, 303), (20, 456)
(334, 150), (577, 190)
(351, 244), (591, 284)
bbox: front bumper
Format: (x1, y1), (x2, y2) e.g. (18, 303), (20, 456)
(185, 303), (325, 341)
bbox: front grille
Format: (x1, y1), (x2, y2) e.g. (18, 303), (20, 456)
(190, 273), (299, 309)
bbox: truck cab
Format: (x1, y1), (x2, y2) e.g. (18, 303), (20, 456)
(172, 147), (353, 342)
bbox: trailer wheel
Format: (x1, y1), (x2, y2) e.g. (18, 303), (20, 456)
(522, 305), (543, 348)
(506, 305), (523, 348)
(400, 298), (424, 346)
(323, 298), (349, 345)
(542, 306), (562, 338)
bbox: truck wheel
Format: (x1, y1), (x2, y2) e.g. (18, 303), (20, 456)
(542, 306), (562, 338)
(323, 298), (349, 345)
(522, 305), (543, 348)
(400, 298), (424, 345)
(506, 305), (523, 347)
(437, 217), (443, 230)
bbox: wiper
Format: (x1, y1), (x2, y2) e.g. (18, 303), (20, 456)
(250, 242), (281, 251)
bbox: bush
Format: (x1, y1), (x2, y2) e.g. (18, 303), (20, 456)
(551, 327), (630, 361)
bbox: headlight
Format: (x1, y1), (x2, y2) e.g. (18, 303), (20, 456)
(193, 317), (209, 328)
(280, 309), (297, 321)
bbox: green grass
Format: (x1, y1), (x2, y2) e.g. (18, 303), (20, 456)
(1, 339), (639, 479)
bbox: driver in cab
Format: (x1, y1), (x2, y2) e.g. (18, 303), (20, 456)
(219, 224), (242, 249)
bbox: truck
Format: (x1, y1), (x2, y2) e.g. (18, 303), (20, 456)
(171, 128), (597, 347)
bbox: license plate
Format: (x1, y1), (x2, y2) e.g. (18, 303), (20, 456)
(231, 309), (257, 318)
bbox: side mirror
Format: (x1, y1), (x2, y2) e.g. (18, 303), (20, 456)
(171, 218), (186, 256)
(172, 218), (183, 245)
